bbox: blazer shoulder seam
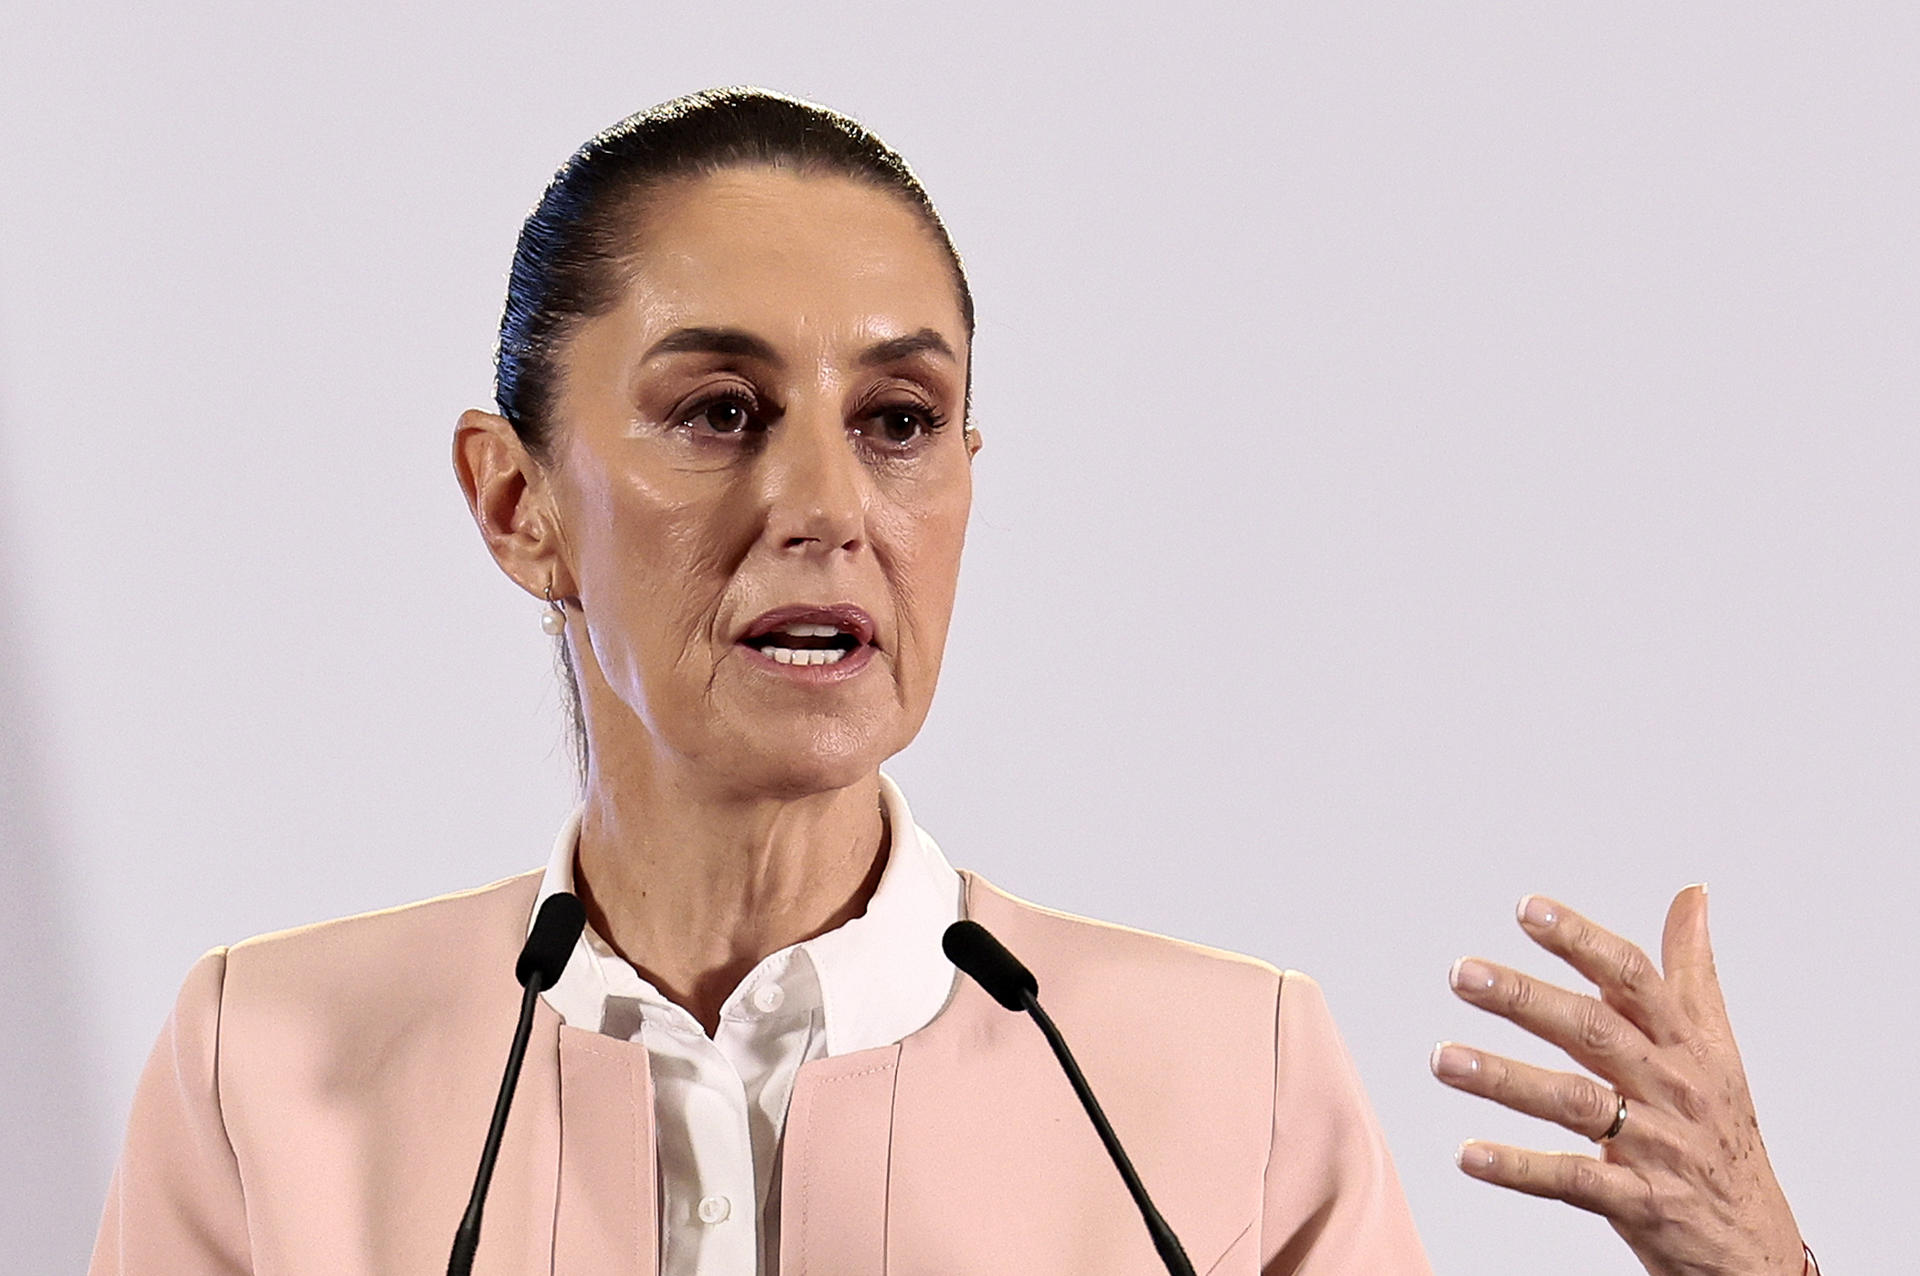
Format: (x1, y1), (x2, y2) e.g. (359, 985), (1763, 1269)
(961, 869), (1286, 979)
(225, 868), (544, 957)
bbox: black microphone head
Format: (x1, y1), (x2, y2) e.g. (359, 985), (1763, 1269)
(517, 892), (586, 991)
(942, 920), (1039, 1011)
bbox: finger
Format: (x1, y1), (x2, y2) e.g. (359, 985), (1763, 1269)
(1659, 883), (1731, 1031)
(1454, 1140), (1646, 1219)
(1516, 894), (1691, 1045)
(1448, 956), (1648, 1083)
(1430, 1042), (1625, 1142)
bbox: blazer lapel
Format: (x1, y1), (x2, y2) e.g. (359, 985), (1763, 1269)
(555, 1027), (659, 1276)
(468, 1002), (562, 1276)
(777, 1045), (901, 1276)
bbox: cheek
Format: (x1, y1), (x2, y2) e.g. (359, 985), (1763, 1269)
(881, 475), (972, 670)
(566, 463), (746, 687)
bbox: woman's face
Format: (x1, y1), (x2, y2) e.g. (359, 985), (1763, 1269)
(541, 168), (975, 797)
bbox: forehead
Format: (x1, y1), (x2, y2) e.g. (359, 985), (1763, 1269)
(616, 168), (968, 348)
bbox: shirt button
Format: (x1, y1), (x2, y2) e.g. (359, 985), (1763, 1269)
(751, 983), (785, 1013)
(697, 1194), (731, 1224)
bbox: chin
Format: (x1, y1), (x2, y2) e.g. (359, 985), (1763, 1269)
(714, 714), (903, 802)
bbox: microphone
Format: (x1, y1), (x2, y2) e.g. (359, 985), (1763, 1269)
(942, 920), (1196, 1276)
(449, 892), (586, 1276)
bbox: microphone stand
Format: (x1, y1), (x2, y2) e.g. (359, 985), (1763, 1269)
(448, 978), (543, 1276)
(944, 920), (1196, 1276)
(448, 892), (584, 1276)
(1015, 986), (1197, 1276)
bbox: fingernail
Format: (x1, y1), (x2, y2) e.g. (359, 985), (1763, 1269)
(1517, 894), (1557, 928)
(1449, 957), (1496, 992)
(1430, 1042), (1478, 1081)
(1456, 1141), (1495, 1172)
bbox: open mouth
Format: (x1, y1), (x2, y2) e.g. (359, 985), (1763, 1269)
(743, 622), (864, 667)
(737, 605), (877, 670)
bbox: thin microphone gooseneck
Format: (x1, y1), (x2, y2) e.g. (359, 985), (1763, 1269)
(448, 891), (587, 1276)
(942, 919), (1197, 1276)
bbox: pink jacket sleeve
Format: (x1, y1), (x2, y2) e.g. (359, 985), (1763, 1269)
(90, 949), (253, 1275)
(1262, 972), (1432, 1274)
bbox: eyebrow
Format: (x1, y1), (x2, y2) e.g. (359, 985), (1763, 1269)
(640, 325), (958, 369)
(858, 328), (958, 368)
(643, 326), (781, 365)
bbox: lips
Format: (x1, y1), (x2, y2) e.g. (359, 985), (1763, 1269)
(737, 604), (878, 669)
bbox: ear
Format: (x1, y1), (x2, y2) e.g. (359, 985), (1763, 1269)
(964, 424), (983, 459)
(453, 409), (572, 600)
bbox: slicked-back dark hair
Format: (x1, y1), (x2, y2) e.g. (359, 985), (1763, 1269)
(495, 86), (975, 457)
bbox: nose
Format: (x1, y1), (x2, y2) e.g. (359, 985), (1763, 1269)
(756, 405), (867, 558)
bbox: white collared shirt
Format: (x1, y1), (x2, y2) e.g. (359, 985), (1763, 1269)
(531, 774), (963, 1276)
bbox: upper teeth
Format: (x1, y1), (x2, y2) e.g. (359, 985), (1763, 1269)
(776, 623), (844, 638)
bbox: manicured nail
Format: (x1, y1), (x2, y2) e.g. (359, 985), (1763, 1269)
(1518, 894), (1557, 928)
(1429, 1042), (1478, 1081)
(1456, 1141), (1495, 1172)
(1449, 957), (1496, 992)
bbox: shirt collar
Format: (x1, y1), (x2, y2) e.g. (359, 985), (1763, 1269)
(531, 773), (961, 1056)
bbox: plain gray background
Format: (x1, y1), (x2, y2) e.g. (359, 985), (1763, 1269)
(3, 2), (1911, 1271)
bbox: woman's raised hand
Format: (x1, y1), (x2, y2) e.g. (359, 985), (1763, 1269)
(1432, 887), (1809, 1275)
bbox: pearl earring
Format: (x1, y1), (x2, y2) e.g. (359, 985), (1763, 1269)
(540, 585), (567, 636)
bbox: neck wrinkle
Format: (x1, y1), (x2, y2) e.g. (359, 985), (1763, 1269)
(572, 768), (888, 1034)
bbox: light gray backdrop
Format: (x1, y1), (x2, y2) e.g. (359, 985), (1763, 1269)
(2, 2), (1911, 1272)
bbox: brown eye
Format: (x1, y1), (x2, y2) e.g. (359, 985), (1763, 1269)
(683, 394), (759, 435)
(866, 406), (942, 446)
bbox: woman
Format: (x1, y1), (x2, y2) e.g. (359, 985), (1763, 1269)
(89, 88), (1805, 1275)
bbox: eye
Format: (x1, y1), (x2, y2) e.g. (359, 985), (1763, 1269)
(859, 403), (947, 448)
(679, 391), (765, 436)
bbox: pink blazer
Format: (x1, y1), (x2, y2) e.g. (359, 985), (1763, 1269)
(91, 869), (1432, 1274)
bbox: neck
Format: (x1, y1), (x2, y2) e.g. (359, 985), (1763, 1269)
(572, 745), (888, 1036)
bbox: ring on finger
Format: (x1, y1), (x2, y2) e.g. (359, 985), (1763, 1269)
(1592, 1089), (1628, 1143)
